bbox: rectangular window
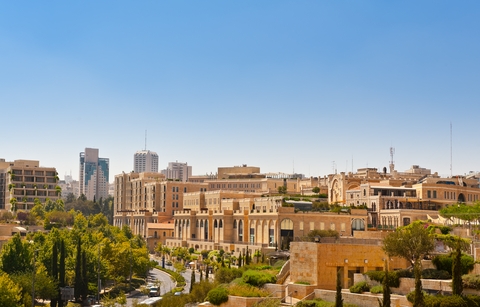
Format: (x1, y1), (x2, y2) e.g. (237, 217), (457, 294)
(341, 223), (346, 232)
(320, 222), (324, 230)
(427, 190), (431, 198)
(433, 191), (437, 198)
(310, 222), (314, 230)
(250, 228), (255, 243)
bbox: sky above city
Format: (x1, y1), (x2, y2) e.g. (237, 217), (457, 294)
(1, 1), (480, 181)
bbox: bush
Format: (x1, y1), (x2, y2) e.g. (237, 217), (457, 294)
(462, 274), (480, 290)
(272, 260), (286, 270)
(242, 270), (276, 287)
(432, 254), (475, 275)
(424, 294), (468, 307)
(365, 270), (402, 288)
(370, 285), (383, 294)
(295, 281), (311, 285)
(421, 269), (451, 280)
(206, 286), (229, 306)
(227, 283), (269, 297)
(349, 281), (370, 293)
(189, 280), (217, 303)
(215, 267), (243, 284)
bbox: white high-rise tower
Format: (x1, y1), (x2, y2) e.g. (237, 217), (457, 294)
(134, 150), (159, 173)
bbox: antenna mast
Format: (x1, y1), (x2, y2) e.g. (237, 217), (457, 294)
(450, 122), (453, 177)
(389, 147), (395, 173)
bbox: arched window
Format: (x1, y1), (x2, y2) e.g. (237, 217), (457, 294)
(214, 220), (218, 228)
(233, 220), (237, 229)
(154, 231), (157, 238)
(219, 220), (223, 228)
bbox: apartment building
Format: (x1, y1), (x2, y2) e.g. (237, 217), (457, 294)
(161, 161), (192, 182)
(134, 150), (159, 173)
(0, 159), (60, 211)
(79, 148), (109, 201)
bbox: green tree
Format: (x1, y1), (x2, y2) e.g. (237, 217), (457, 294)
(190, 268), (195, 293)
(312, 187), (320, 194)
(378, 260), (391, 307)
(383, 221), (435, 307)
(0, 233), (33, 274)
(435, 234), (471, 295)
(0, 273), (22, 307)
(277, 186), (287, 194)
(335, 269), (343, 307)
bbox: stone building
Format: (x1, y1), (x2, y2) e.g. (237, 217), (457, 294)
(113, 171), (207, 238)
(167, 190), (368, 259)
(290, 240), (407, 290)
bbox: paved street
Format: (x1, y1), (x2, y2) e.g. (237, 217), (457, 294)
(124, 259), (202, 306)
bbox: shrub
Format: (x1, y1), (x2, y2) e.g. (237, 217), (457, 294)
(295, 281), (311, 285)
(242, 270), (276, 287)
(272, 260), (286, 270)
(432, 254), (475, 275)
(215, 267), (243, 284)
(424, 294), (468, 307)
(365, 270), (402, 288)
(349, 281), (370, 293)
(227, 283), (269, 297)
(462, 274), (480, 290)
(189, 280), (217, 303)
(370, 285), (383, 294)
(421, 269), (451, 280)
(206, 286), (229, 306)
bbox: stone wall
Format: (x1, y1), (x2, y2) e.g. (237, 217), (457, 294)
(288, 284), (317, 300)
(218, 296), (271, 307)
(263, 283), (286, 298)
(314, 289), (404, 307)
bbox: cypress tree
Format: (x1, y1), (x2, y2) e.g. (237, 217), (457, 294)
(51, 241), (58, 307)
(335, 269), (343, 307)
(190, 269), (195, 293)
(74, 238), (82, 302)
(59, 239), (66, 307)
(199, 268), (203, 281)
(379, 260), (391, 307)
(82, 250), (88, 301)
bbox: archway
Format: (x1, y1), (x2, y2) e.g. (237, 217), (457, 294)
(458, 193), (466, 203)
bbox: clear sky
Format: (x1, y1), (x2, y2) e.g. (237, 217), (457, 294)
(1, 1), (479, 181)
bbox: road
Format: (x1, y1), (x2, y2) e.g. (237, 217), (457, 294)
(124, 258), (202, 306)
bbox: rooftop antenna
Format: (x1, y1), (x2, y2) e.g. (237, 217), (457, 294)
(144, 130), (147, 150)
(389, 147), (395, 173)
(450, 122), (453, 177)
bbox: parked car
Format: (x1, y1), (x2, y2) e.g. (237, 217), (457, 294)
(149, 287), (160, 297)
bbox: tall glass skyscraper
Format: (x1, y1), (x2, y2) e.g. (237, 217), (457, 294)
(79, 148), (109, 201)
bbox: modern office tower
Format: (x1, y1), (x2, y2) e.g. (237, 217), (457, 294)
(161, 161), (192, 182)
(134, 150), (159, 173)
(79, 148), (109, 201)
(0, 159), (59, 211)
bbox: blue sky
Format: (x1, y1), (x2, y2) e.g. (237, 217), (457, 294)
(1, 1), (479, 181)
